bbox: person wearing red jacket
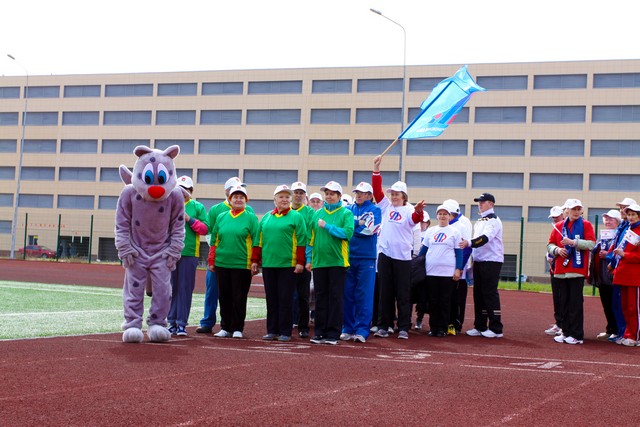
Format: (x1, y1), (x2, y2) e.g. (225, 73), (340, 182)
(612, 204), (640, 347)
(546, 199), (595, 345)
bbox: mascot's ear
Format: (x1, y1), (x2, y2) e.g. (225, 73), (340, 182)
(134, 145), (153, 158)
(119, 165), (133, 185)
(163, 145), (180, 159)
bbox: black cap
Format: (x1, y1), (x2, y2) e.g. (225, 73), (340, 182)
(474, 193), (495, 203)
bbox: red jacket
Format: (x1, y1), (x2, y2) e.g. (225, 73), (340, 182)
(548, 219), (595, 277)
(612, 225), (640, 287)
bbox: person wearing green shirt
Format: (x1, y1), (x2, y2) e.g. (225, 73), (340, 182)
(208, 185), (259, 339)
(306, 181), (354, 345)
(167, 176), (210, 336)
(252, 185), (308, 342)
(197, 177), (254, 334)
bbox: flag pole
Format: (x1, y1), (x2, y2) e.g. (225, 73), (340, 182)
(379, 138), (399, 158)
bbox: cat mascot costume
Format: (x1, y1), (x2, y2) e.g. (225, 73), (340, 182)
(115, 145), (185, 343)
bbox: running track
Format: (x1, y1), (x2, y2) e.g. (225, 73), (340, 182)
(1, 260), (639, 426)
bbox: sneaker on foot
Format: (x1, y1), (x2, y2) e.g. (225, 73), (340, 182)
(262, 333), (278, 341)
(340, 333), (353, 341)
(481, 330), (503, 338)
(354, 334), (366, 343)
(374, 329), (389, 338)
(387, 327), (394, 334)
(414, 321), (423, 330)
(167, 324), (178, 335)
(607, 334), (619, 342)
(595, 332), (609, 340)
(299, 330), (310, 339)
(370, 326), (379, 333)
(466, 328), (482, 337)
(621, 338), (638, 347)
(398, 330), (409, 339)
(232, 331), (243, 339)
(310, 335), (325, 344)
(324, 338), (338, 345)
(553, 334), (566, 343)
(564, 336), (583, 345)
(447, 325), (456, 336)
(278, 335), (291, 342)
(545, 324), (562, 336)
(176, 325), (188, 336)
(214, 330), (231, 338)
(196, 325), (212, 334)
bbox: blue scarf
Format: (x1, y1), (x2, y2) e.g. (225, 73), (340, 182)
(607, 220), (630, 267)
(563, 217), (585, 268)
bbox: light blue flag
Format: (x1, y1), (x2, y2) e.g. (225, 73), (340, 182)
(398, 65), (485, 140)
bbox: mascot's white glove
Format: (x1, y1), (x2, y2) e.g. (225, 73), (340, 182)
(162, 252), (179, 271)
(121, 250), (139, 269)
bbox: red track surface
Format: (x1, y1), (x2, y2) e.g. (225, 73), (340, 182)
(1, 259), (640, 426)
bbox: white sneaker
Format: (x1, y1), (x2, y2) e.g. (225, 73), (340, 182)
(596, 332), (609, 340)
(554, 334), (566, 343)
(621, 338), (638, 347)
(339, 333), (353, 341)
(214, 330), (231, 338)
(414, 321), (423, 330)
(563, 336), (583, 345)
(370, 326), (379, 333)
(387, 327), (394, 334)
(545, 324), (562, 336)
(353, 334), (366, 343)
(232, 331), (243, 339)
(466, 328), (482, 337)
(481, 330), (503, 338)
(397, 331), (409, 339)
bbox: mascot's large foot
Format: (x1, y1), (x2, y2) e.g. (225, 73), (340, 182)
(122, 328), (144, 343)
(148, 324), (171, 342)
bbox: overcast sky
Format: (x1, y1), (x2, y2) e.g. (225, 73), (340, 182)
(1, 0), (638, 76)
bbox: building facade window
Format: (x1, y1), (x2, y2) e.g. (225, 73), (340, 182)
(59, 167), (96, 181)
(24, 140), (56, 153)
(357, 78), (403, 92)
(475, 107), (526, 123)
(100, 168), (122, 182)
(496, 206), (523, 222)
(473, 140), (525, 156)
(62, 111), (99, 126)
(533, 74), (587, 89)
(0, 112), (19, 125)
(352, 170), (397, 187)
(0, 87), (20, 99)
(476, 75), (528, 90)
(246, 109), (300, 125)
(312, 79), (352, 93)
(355, 108), (401, 124)
(409, 107), (469, 123)
(310, 109), (350, 124)
(98, 196), (118, 210)
(590, 139), (640, 156)
(18, 194), (54, 208)
(0, 194), (13, 207)
(63, 85), (101, 97)
(26, 86), (60, 98)
(197, 169), (240, 185)
(529, 173), (583, 190)
(202, 82), (243, 95)
(60, 139), (98, 153)
(406, 172), (467, 188)
(406, 139), (467, 156)
(472, 172), (524, 189)
(531, 140), (584, 156)
(307, 170), (348, 186)
(245, 140), (299, 155)
(25, 112), (58, 126)
(0, 140), (16, 152)
(155, 139), (194, 154)
(103, 111), (151, 125)
(532, 106), (586, 123)
(592, 105), (640, 122)
(157, 83), (197, 96)
(200, 110), (242, 125)
(101, 139), (150, 154)
(593, 73), (640, 88)
(105, 84), (153, 97)
(589, 174), (640, 191)
(528, 206), (554, 222)
(354, 139), (400, 155)
(58, 195), (94, 209)
(198, 140), (241, 154)
(248, 81), (302, 94)
(155, 110), (196, 125)
(243, 170), (298, 185)
(409, 77), (445, 92)
(0, 167), (15, 180)
(309, 139), (349, 155)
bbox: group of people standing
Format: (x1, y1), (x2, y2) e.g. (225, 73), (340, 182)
(546, 197), (640, 346)
(163, 154), (511, 345)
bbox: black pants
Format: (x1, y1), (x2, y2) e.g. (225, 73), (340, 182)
(294, 269), (311, 333)
(216, 267), (252, 333)
(449, 279), (467, 332)
(313, 267), (347, 340)
(472, 261), (503, 334)
(263, 267), (296, 337)
(377, 253), (411, 332)
(427, 275), (455, 334)
(551, 274), (562, 327)
(599, 284), (617, 335)
(557, 276), (585, 340)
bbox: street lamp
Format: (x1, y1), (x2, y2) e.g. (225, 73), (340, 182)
(7, 54), (28, 260)
(370, 8), (406, 181)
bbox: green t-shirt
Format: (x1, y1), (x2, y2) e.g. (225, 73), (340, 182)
(212, 210), (259, 270)
(309, 205), (354, 268)
(206, 200), (254, 245)
(293, 204), (315, 234)
(257, 209), (308, 268)
(182, 199), (210, 257)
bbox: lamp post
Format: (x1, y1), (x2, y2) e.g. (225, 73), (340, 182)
(370, 8), (406, 182)
(7, 54), (28, 260)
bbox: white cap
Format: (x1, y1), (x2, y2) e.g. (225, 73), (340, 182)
(436, 204), (453, 214)
(228, 185), (248, 199)
(177, 175), (193, 189)
(274, 184), (293, 196)
(309, 192), (323, 201)
(616, 197), (637, 207)
(422, 211), (431, 222)
(342, 194), (353, 206)
(624, 203), (640, 214)
(442, 199), (460, 214)
(291, 181), (307, 192)
(353, 182), (373, 193)
(548, 206), (564, 218)
(563, 199), (583, 209)
(224, 177), (246, 190)
(386, 181), (408, 195)
(603, 209), (622, 221)
(320, 181), (343, 194)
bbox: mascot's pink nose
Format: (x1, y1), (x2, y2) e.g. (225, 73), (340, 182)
(148, 186), (166, 199)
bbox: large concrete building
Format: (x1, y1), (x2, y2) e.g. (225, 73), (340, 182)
(1, 59), (639, 278)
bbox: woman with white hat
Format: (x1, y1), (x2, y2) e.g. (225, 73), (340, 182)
(546, 199), (596, 345)
(306, 181), (354, 345)
(371, 155), (426, 340)
(253, 185), (308, 342)
(611, 204), (640, 346)
(208, 185), (259, 339)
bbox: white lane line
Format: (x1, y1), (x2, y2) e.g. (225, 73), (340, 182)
(1, 309), (122, 317)
(461, 364), (595, 376)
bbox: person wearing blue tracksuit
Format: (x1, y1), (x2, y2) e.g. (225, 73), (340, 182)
(340, 182), (382, 343)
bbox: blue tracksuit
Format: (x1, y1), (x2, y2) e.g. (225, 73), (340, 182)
(343, 199), (381, 338)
